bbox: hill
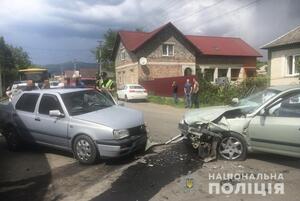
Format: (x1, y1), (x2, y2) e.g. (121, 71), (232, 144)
(44, 61), (98, 75)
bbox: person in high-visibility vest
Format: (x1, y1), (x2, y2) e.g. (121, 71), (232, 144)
(96, 72), (115, 102)
(96, 72), (115, 92)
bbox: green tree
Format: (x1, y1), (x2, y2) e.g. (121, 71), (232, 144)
(8, 45), (31, 69)
(91, 29), (117, 72)
(0, 37), (15, 96)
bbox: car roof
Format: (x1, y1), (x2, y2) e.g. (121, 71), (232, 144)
(23, 88), (93, 94)
(269, 85), (300, 92)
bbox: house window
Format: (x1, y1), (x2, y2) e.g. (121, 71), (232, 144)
(120, 49), (125, 61)
(231, 69), (240, 81)
(204, 69), (214, 82)
(286, 55), (300, 76)
(218, 69), (228, 77)
(162, 44), (174, 56)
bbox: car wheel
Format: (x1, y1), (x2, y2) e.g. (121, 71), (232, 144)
(218, 132), (247, 161)
(5, 126), (22, 151)
(73, 135), (99, 165)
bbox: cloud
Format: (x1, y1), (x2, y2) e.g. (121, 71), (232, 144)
(0, 0), (300, 64)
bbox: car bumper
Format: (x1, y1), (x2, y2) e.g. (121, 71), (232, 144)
(127, 93), (148, 100)
(96, 134), (147, 158)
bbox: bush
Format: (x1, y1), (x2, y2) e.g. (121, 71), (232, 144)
(199, 75), (269, 105)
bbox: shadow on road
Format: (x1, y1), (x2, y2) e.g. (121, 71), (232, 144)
(248, 152), (300, 169)
(91, 143), (203, 201)
(0, 136), (52, 201)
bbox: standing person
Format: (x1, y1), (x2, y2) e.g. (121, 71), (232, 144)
(192, 78), (200, 108)
(96, 72), (115, 92)
(184, 79), (192, 108)
(96, 72), (115, 102)
(172, 81), (178, 104)
(42, 79), (50, 89)
(75, 78), (85, 88)
(25, 80), (36, 91)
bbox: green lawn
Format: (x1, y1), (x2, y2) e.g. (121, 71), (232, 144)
(147, 95), (222, 108)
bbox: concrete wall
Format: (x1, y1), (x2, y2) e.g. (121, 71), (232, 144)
(269, 46), (300, 86)
(115, 42), (137, 67)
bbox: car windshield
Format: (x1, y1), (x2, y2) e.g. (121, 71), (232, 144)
(61, 90), (115, 116)
(129, 85), (144, 89)
(233, 88), (280, 112)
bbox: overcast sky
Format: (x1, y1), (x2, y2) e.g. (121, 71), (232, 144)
(0, 0), (299, 65)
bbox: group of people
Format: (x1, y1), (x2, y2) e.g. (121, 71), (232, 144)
(172, 78), (200, 108)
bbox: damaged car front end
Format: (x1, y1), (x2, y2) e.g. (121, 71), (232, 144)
(179, 88), (283, 162)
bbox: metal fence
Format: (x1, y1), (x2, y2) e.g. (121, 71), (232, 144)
(140, 75), (196, 97)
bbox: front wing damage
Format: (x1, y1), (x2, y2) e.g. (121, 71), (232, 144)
(179, 119), (230, 162)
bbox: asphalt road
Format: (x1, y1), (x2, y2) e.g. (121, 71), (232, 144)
(0, 102), (300, 201)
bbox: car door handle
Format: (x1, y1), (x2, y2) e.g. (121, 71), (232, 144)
(35, 117), (41, 121)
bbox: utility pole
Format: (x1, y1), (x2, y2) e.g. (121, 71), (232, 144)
(73, 59), (77, 71)
(97, 40), (103, 75)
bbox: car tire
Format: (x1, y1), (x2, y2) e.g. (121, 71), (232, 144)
(217, 132), (247, 161)
(73, 135), (99, 165)
(5, 126), (22, 151)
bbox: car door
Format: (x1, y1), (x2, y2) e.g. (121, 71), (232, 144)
(248, 90), (300, 157)
(34, 94), (69, 148)
(15, 93), (40, 142)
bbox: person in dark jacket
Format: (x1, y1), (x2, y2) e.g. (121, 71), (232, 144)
(172, 81), (178, 104)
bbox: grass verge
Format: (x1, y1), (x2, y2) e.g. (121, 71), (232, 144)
(148, 95), (222, 108)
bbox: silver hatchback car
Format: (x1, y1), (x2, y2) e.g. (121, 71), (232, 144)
(0, 89), (147, 164)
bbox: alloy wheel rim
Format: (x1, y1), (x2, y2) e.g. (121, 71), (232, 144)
(218, 136), (243, 160)
(76, 139), (92, 161)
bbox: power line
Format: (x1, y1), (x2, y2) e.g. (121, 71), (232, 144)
(191, 0), (262, 32)
(173, 0), (226, 23)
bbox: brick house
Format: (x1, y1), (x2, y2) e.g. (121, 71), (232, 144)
(261, 25), (300, 86)
(112, 22), (261, 88)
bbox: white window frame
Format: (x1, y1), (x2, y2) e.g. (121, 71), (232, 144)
(120, 49), (126, 61)
(286, 54), (300, 76)
(162, 44), (174, 56)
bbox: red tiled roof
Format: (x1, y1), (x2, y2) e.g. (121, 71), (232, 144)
(186, 35), (261, 57)
(119, 23), (168, 51)
(117, 22), (261, 57)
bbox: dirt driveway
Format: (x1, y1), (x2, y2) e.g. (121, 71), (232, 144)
(0, 102), (300, 201)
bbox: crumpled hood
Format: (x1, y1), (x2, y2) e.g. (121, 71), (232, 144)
(73, 105), (144, 129)
(184, 105), (234, 124)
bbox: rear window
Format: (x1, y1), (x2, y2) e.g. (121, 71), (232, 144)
(129, 85), (144, 89)
(16, 93), (40, 112)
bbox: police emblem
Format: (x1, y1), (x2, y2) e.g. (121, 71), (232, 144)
(186, 178), (194, 189)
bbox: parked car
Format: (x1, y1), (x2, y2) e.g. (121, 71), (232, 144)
(6, 81), (39, 100)
(179, 85), (300, 161)
(0, 88), (147, 164)
(117, 84), (148, 101)
(50, 80), (61, 89)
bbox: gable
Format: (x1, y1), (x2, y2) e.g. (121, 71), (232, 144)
(113, 22), (261, 59)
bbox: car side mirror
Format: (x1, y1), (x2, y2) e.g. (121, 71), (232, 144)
(49, 110), (65, 118)
(232, 98), (239, 104)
